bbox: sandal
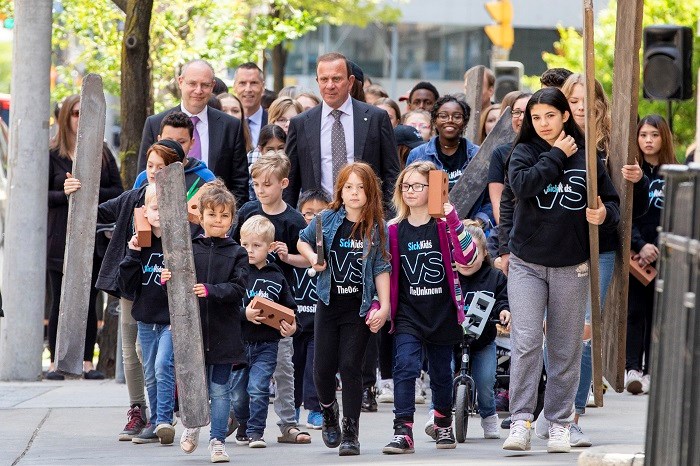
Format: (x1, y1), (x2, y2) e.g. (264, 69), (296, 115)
(277, 425), (311, 444)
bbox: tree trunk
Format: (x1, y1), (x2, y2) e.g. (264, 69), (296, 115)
(118, 0), (154, 189)
(271, 42), (288, 93)
(97, 294), (119, 377)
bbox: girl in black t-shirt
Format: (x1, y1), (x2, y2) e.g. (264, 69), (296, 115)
(382, 161), (478, 454)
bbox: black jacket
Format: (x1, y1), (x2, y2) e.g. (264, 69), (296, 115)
(508, 139), (620, 267)
(118, 236), (170, 324)
(459, 263), (509, 351)
(241, 263), (297, 343)
(192, 235), (249, 366)
(631, 161), (664, 253)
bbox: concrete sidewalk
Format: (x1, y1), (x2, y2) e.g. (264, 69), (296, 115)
(1, 379), (647, 465)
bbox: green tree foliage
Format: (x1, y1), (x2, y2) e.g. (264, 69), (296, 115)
(536, 0), (699, 156)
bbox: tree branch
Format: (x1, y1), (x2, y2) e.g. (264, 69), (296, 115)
(112, 0), (126, 14)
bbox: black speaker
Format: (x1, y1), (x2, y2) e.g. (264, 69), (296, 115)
(643, 25), (693, 101)
(494, 61), (523, 103)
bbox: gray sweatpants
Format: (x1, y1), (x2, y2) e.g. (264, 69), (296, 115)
(120, 298), (146, 407)
(274, 336), (297, 430)
(508, 254), (588, 425)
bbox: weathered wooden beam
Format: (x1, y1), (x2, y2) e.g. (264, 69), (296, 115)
(603, 0), (644, 393)
(55, 74), (106, 375)
(464, 65), (485, 142)
(155, 163), (209, 428)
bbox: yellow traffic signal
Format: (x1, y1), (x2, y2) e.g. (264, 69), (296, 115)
(484, 0), (514, 50)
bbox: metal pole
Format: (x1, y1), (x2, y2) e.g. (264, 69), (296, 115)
(667, 100), (673, 133)
(0, 0), (53, 381)
(322, 24), (331, 54)
(390, 25), (398, 100)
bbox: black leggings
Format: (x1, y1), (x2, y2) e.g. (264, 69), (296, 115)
(362, 321), (393, 387)
(626, 275), (655, 374)
(47, 256), (101, 363)
(314, 297), (371, 420)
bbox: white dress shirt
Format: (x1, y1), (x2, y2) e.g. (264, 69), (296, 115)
(247, 106), (264, 148)
(320, 95), (354, 195)
(180, 103), (209, 166)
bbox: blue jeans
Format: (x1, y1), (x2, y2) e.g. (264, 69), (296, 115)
(209, 364), (233, 441)
(230, 341), (279, 437)
(137, 322), (175, 426)
(472, 340), (497, 418)
(393, 333), (454, 419)
(576, 250), (615, 413)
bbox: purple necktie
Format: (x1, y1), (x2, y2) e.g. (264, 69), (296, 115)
(189, 115), (202, 160)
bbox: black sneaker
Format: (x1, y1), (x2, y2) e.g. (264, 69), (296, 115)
(226, 411), (239, 438)
(361, 387), (377, 412)
(383, 420), (415, 454)
(435, 425), (456, 449)
(131, 423), (159, 444)
(119, 405), (146, 441)
(235, 424), (250, 445)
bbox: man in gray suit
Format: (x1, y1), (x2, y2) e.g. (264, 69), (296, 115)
(284, 52), (399, 209)
(137, 59), (248, 205)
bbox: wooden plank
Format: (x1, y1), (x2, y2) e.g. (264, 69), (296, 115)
(603, 0), (644, 393)
(583, 0), (604, 407)
(155, 163), (209, 428)
(55, 74), (106, 375)
(451, 107), (515, 219)
(463, 65), (485, 142)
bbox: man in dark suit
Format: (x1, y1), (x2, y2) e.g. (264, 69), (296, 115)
(284, 52), (399, 209)
(233, 62), (268, 147)
(137, 59), (248, 205)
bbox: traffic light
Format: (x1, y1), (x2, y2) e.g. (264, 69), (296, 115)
(643, 25), (693, 101)
(484, 0), (514, 50)
(494, 61), (523, 103)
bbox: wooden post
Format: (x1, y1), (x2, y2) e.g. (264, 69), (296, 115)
(603, 0), (644, 392)
(463, 65), (485, 142)
(155, 163), (210, 428)
(451, 108), (515, 219)
(55, 74), (106, 375)
(583, 0), (604, 407)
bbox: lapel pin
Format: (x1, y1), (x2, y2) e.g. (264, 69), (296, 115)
(363, 117), (367, 121)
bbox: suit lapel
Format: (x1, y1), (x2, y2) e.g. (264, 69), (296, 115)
(304, 107), (323, 187)
(207, 107), (222, 170)
(353, 99), (370, 160)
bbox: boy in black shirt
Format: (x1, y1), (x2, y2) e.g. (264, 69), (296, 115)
(231, 215), (298, 449)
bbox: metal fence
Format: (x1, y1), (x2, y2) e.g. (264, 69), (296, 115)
(645, 163), (699, 466)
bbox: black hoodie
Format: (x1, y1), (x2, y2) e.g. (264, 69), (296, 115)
(241, 263), (297, 342)
(631, 160), (664, 253)
(508, 139), (620, 267)
(192, 235), (249, 367)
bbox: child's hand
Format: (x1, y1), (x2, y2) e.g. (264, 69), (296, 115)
(193, 283), (208, 297)
(443, 203), (454, 217)
(637, 243), (659, 267)
(160, 268), (171, 285)
(245, 303), (264, 324)
(311, 255), (327, 273)
(64, 172), (81, 196)
(553, 131), (578, 157)
(367, 306), (389, 333)
(621, 163), (643, 183)
(127, 234), (141, 251)
(272, 241), (289, 262)
(586, 196), (607, 225)
(499, 310), (512, 331)
(279, 319), (296, 337)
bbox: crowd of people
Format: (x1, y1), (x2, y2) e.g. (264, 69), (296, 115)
(44, 51), (687, 462)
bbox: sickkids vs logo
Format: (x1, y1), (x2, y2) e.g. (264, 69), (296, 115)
(648, 179), (665, 209)
(246, 279), (282, 303)
(293, 268), (318, 313)
(331, 237), (363, 294)
(536, 169), (586, 211)
(142, 253), (164, 286)
(401, 240), (445, 297)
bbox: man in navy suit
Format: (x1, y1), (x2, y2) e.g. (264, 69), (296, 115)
(284, 52), (399, 209)
(137, 59), (248, 205)
(233, 62), (268, 147)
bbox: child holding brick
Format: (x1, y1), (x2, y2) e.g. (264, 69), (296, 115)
(231, 215), (298, 449)
(161, 181), (249, 463)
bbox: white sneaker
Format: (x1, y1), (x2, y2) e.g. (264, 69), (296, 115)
(424, 410), (437, 440)
(569, 423), (592, 447)
(209, 439), (230, 463)
(547, 422), (571, 453)
(641, 374), (651, 394)
(502, 420), (531, 451)
(415, 379), (425, 404)
(625, 370), (643, 394)
(377, 380), (394, 403)
(481, 414), (500, 439)
(535, 416), (550, 439)
(180, 427), (200, 453)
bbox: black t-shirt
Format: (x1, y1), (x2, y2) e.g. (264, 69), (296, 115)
(292, 267), (318, 335)
(437, 140), (469, 190)
(487, 142), (512, 184)
(233, 201), (307, 286)
(241, 263), (297, 342)
(329, 218), (363, 300)
(395, 218), (462, 345)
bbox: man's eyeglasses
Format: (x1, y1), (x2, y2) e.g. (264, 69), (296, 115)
(400, 183), (429, 192)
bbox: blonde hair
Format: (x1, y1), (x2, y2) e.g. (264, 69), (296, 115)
(145, 183), (158, 206)
(561, 73), (611, 154)
(250, 151), (291, 181)
(268, 96), (303, 125)
(240, 215), (275, 244)
(390, 161), (437, 225)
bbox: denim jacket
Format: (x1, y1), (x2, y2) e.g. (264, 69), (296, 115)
(298, 206), (391, 317)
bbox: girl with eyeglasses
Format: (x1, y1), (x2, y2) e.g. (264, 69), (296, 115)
(246, 124), (287, 201)
(380, 161), (478, 454)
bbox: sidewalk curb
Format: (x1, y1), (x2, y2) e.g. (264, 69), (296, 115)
(578, 444), (645, 465)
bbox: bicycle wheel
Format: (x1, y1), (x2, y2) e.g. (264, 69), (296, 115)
(455, 383), (470, 443)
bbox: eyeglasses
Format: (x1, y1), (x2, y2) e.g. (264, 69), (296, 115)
(71, 109), (80, 118)
(302, 212), (316, 220)
(436, 113), (464, 123)
(400, 183), (428, 192)
(275, 117), (289, 124)
(511, 110), (525, 119)
(184, 80), (214, 91)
